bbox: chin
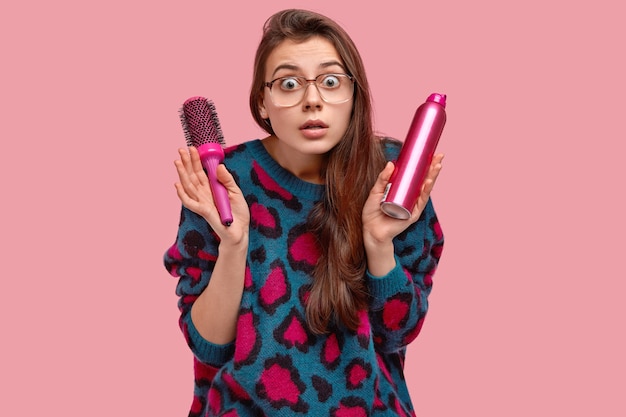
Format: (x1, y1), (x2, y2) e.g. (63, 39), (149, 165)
(303, 139), (341, 155)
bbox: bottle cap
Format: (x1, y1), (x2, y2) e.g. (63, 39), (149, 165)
(427, 93), (447, 107)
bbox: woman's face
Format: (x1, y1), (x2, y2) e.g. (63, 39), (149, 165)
(259, 36), (353, 161)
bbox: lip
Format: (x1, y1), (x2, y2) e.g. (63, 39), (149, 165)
(300, 119), (329, 130)
(299, 119), (329, 139)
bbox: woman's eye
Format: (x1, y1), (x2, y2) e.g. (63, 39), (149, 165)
(280, 78), (301, 91)
(321, 75), (340, 88)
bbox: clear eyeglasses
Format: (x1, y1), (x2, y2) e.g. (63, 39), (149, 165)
(264, 73), (355, 107)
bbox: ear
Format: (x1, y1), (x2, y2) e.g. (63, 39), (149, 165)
(258, 96), (269, 119)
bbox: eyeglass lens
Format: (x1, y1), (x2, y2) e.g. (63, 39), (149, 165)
(269, 74), (353, 107)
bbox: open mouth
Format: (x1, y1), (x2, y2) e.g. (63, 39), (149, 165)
(300, 120), (328, 130)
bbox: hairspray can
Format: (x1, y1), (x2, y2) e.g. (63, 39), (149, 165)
(380, 93), (447, 219)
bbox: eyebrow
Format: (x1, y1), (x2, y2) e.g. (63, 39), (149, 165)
(270, 60), (346, 78)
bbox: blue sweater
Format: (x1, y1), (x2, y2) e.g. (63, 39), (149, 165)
(164, 138), (444, 416)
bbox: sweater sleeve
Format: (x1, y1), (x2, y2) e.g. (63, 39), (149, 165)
(367, 198), (444, 353)
(163, 206), (235, 367)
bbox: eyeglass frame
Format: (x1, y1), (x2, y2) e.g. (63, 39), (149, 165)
(263, 73), (355, 107)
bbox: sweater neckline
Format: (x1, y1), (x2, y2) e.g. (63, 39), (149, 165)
(246, 139), (325, 200)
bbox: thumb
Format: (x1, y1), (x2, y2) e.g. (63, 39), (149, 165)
(216, 164), (237, 191)
(373, 161), (395, 194)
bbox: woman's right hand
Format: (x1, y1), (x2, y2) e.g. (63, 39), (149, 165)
(174, 147), (250, 245)
(175, 147), (249, 344)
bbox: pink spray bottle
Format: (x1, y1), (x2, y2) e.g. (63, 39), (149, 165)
(380, 93), (447, 219)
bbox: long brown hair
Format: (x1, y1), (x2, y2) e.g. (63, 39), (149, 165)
(249, 9), (387, 333)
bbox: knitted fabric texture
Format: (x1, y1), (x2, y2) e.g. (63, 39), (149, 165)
(164, 138), (444, 416)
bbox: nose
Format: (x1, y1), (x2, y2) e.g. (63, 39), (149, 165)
(301, 81), (323, 109)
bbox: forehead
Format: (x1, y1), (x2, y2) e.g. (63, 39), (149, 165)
(265, 36), (344, 78)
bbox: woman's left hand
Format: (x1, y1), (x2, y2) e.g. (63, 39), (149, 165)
(362, 154), (444, 247)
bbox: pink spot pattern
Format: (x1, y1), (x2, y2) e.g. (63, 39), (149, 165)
(256, 354), (309, 413)
(259, 260), (290, 314)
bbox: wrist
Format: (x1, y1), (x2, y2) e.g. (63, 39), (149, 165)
(218, 233), (249, 254)
(364, 238), (396, 277)
(363, 231), (393, 253)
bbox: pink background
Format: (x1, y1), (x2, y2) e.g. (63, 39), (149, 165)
(2, 0), (624, 415)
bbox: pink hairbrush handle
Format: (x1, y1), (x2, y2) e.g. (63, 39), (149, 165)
(197, 142), (233, 226)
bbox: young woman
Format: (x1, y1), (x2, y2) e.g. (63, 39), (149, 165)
(164, 9), (445, 416)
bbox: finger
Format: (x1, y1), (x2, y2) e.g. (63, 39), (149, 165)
(432, 153), (444, 165)
(419, 154), (444, 192)
(177, 148), (194, 179)
(174, 159), (199, 201)
(421, 177), (436, 199)
(410, 157), (444, 219)
(186, 147), (210, 189)
(174, 181), (191, 205)
(175, 149), (209, 198)
(188, 146), (206, 177)
(174, 157), (190, 185)
(174, 178), (199, 208)
(425, 155), (443, 186)
(180, 147), (210, 190)
(178, 147), (190, 162)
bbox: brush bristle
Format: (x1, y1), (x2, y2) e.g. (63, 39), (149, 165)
(179, 96), (226, 147)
